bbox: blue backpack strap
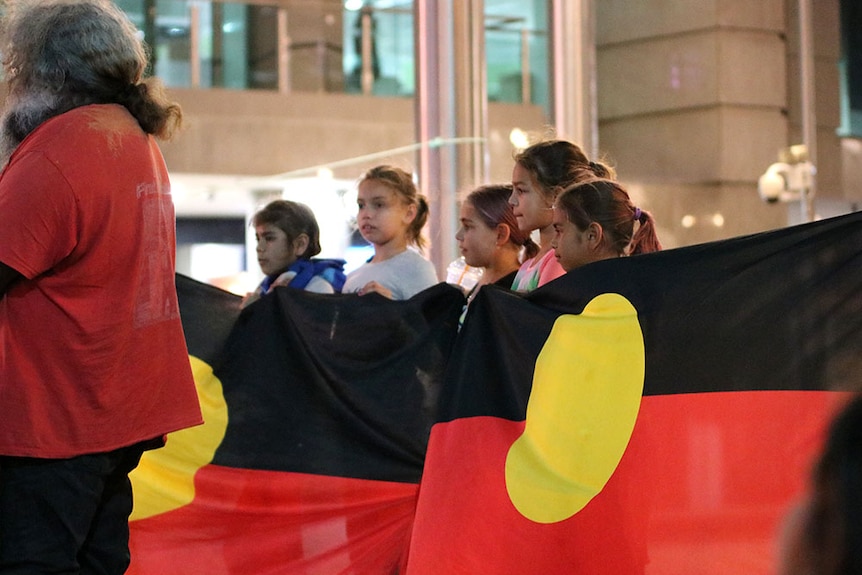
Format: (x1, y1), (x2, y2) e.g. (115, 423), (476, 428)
(285, 258), (347, 292)
(285, 259), (316, 290)
(311, 259), (347, 292)
(258, 274), (276, 295)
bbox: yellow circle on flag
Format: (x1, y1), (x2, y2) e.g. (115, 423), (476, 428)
(130, 356), (229, 520)
(505, 293), (645, 523)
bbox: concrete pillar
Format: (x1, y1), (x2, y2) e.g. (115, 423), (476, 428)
(280, 0), (344, 92)
(453, 0), (490, 191)
(595, 0), (790, 243)
(550, 0), (598, 157)
(414, 0), (488, 277)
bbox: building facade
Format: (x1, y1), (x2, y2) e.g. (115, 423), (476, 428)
(21, 0), (859, 286)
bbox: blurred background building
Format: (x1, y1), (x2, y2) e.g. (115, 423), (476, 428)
(47, 0), (862, 291)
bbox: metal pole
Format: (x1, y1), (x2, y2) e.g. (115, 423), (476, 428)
(143, 0), (157, 76)
(453, 0), (489, 188)
(278, 8), (290, 94)
(521, 27), (531, 105)
(414, 0), (438, 198)
(414, 0), (457, 278)
(361, 9), (374, 95)
(550, 0), (597, 156)
(471, 0), (489, 183)
(189, 3), (200, 88)
(798, 0), (817, 222)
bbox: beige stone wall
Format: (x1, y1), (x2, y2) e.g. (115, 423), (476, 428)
(159, 87), (547, 187)
(595, 0), (791, 245)
(594, 0), (851, 246)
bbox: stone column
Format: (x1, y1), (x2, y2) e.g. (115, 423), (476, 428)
(414, 0), (488, 277)
(550, 0), (598, 157)
(595, 0), (794, 244)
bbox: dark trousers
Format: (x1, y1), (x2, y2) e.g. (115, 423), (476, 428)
(0, 442), (149, 575)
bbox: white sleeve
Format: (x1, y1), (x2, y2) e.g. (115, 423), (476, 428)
(305, 275), (335, 294)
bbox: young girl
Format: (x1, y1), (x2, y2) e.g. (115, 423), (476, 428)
(455, 184), (535, 303)
(551, 178), (662, 272)
(343, 165), (438, 300)
(242, 200), (346, 308)
(509, 139), (613, 291)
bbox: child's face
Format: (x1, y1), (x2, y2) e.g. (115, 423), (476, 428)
(550, 205), (592, 272)
(255, 223), (298, 277)
(455, 200), (498, 268)
(510, 162), (554, 234)
(356, 180), (415, 248)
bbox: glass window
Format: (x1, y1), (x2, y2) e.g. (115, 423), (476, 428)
(117, 0), (278, 90)
(485, 0), (549, 112)
(114, 0), (549, 108)
(116, 0), (193, 86)
(839, 0), (862, 136)
(116, 0), (145, 27)
(343, 3), (413, 97)
(153, 0), (193, 87)
(203, 3), (279, 90)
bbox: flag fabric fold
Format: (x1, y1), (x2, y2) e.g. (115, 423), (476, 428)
(211, 283), (464, 482)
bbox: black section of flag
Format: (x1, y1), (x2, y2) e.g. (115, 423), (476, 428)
(211, 283), (465, 483)
(442, 212), (862, 423)
(176, 274), (242, 365)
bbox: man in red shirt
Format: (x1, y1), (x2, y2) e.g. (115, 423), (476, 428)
(0, 1), (203, 573)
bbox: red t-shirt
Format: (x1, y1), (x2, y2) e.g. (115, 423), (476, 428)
(0, 104), (202, 458)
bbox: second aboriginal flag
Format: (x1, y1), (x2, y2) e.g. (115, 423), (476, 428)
(406, 211), (862, 574)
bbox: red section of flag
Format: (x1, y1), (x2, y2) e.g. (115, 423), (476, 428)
(407, 391), (850, 575)
(129, 464), (417, 575)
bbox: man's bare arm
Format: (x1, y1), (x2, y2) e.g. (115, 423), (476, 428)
(0, 261), (23, 298)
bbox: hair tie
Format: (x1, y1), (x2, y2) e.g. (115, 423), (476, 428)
(633, 207), (642, 221)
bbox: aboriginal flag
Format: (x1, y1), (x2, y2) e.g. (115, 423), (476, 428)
(406, 211), (862, 574)
(128, 278), (465, 574)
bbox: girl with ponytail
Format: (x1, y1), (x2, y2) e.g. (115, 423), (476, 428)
(343, 165), (439, 300)
(509, 139), (614, 291)
(551, 178), (662, 272)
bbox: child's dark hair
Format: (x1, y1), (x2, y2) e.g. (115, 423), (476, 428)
(465, 184), (539, 260)
(360, 165), (430, 251)
(252, 200), (321, 259)
(514, 139), (615, 205)
(555, 179), (662, 256)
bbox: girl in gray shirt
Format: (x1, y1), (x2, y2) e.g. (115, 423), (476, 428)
(343, 165), (438, 299)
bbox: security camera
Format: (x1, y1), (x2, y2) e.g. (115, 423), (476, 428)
(758, 163), (789, 203)
(757, 160), (816, 204)
(756, 149), (817, 221)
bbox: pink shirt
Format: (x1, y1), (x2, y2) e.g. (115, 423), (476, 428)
(511, 249), (566, 292)
(0, 104), (202, 457)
